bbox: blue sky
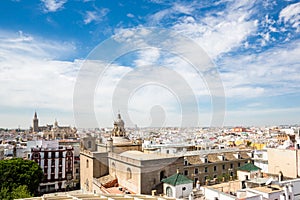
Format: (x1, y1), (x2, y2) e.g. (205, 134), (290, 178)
(1, 0), (300, 128)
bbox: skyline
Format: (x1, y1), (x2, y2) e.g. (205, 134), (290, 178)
(1, 0), (300, 128)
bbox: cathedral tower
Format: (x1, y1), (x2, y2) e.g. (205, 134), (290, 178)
(33, 111), (39, 132)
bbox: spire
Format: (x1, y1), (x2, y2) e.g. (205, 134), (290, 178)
(117, 110), (121, 119)
(34, 111), (37, 119)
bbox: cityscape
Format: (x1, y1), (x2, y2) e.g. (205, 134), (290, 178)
(1, 0), (300, 200)
(1, 112), (300, 200)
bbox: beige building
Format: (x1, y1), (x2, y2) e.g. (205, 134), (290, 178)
(267, 148), (300, 178)
(80, 113), (183, 195)
(183, 150), (252, 185)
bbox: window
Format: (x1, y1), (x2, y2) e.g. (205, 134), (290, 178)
(195, 168), (199, 174)
(160, 171), (166, 181)
(67, 151), (72, 157)
(204, 157), (208, 163)
(214, 166), (217, 172)
(88, 141), (92, 149)
(222, 164), (225, 170)
(238, 162), (241, 167)
(184, 170), (188, 176)
(184, 160), (188, 166)
(127, 168), (132, 180)
(166, 186), (173, 197)
(204, 167), (208, 173)
(230, 163), (233, 168)
(86, 159), (89, 168)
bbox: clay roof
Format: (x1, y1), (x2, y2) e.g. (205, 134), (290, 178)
(186, 155), (202, 164)
(240, 152), (250, 159)
(224, 152), (236, 161)
(207, 154), (219, 163)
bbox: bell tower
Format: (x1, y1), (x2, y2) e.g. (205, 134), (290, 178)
(112, 112), (126, 137)
(33, 111), (39, 132)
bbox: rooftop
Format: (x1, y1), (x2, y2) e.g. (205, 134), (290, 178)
(251, 185), (282, 193)
(119, 151), (177, 161)
(18, 191), (176, 200)
(162, 172), (193, 186)
(237, 162), (261, 172)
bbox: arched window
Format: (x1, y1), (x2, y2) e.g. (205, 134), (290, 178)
(86, 159), (89, 168)
(127, 168), (132, 180)
(166, 186), (173, 197)
(88, 141), (92, 149)
(160, 170), (166, 181)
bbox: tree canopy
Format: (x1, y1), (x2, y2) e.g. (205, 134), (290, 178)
(0, 158), (43, 199)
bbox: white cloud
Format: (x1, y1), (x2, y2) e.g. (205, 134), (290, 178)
(280, 2), (300, 32)
(0, 30), (75, 60)
(127, 13), (134, 18)
(172, 0), (257, 58)
(91, 27), (226, 127)
(134, 48), (161, 67)
(41, 0), (67, 12)
(148, 2), (195, 25)
(0, 30), (80, 128)
(220, 39), (300, 98)
(84, 8), (109, 24)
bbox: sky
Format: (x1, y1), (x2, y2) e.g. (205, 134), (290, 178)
(0, 0), (300, 129)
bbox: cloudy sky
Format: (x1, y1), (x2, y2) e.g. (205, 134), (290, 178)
(1, 0), (300, 128)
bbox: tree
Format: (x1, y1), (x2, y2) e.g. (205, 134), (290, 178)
(0, 158), (43, 198)
(0, 185), (32, 200)
(11, 185), (32, 199)
(0, 187), (9, 200)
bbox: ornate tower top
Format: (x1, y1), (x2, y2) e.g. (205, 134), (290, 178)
(112, 112), (126, 137)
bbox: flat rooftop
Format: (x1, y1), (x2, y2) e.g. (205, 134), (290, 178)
(18, 191), (176, 200)
(119, 151), (178, 160)
(251, 185), (282, 193)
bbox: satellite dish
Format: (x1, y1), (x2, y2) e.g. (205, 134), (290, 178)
(265, 178), (273, 185)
